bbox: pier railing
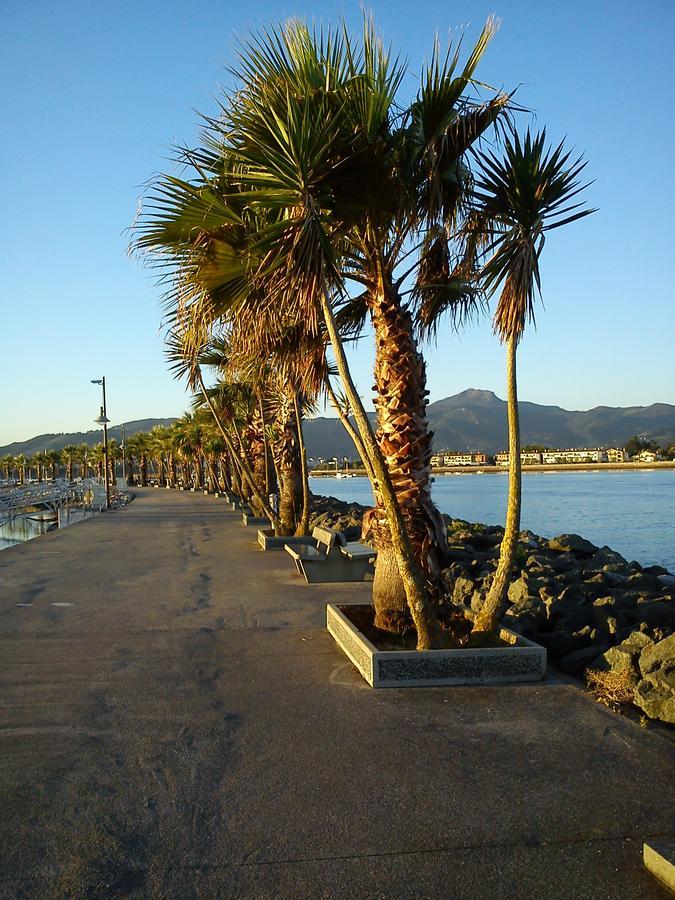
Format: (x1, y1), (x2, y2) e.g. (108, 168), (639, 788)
(0, 480), (99, 523)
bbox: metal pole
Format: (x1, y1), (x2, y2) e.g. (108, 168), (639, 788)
(101, 377), (110, 510)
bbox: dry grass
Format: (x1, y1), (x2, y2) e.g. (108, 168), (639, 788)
(585, 668), (635, 715)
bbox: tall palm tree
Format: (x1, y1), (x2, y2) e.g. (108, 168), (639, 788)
(149, 425), (172, 486)
(132, 18), (509, 649)
(76, 443), (90, 480)
(61, 445), (78, 481)
(471, 129), (594, 634)
(15, 454), (28, 485)
(1, 455), (15, 481)
(125, 432), (151, 486)
(46, 449), (61, 481)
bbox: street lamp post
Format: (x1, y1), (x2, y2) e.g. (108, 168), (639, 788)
(91, 377), (111, 510)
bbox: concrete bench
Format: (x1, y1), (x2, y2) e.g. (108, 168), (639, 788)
(258, 529), (310, 551)
(284, 526), (376, 583)
(242, 512), (270, 528)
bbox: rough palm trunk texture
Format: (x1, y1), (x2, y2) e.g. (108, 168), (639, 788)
(275, 394), (303, 536)
(474, 335), (521, 633)
(294, 392), (312, 536)
(363, 281), (448, 633)
(248, 408), (267, 496)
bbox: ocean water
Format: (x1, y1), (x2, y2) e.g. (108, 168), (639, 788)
(0, 508), (98, 552)
(310, 469), (675, 573)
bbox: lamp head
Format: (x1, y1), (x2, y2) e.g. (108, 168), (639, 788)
(91, 379), (102, 385)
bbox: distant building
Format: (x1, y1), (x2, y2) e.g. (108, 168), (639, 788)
(606, 448), (629, 463)
(636, 449), (661, 462)
(541, 448), (607, 464)
(431, 451), (493, 467)
(495, 451), (542, 466)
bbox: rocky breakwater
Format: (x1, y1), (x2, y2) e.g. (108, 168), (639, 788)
(445, 524), (675, 725)
(310, 494), (675, 725)
(309, 493), (366, 542)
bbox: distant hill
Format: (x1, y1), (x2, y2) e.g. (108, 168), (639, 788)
(0, 419), (177, 457)
(302, 389), (675, 458)
(3, 392), (674, 459)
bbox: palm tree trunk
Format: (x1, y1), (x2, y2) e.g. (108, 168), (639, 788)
(259, 397), (271, 495)
(473, 335), (521, 633)
(196, 371), (281, 529)
(365, 277), (448, 634)
(274, 392), (302, 535)
(319, 289), (440, 650)
(293, 391), (311, 536)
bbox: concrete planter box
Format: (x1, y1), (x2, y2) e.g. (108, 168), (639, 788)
(257, 529), (311, 551)
(327, 604), (547, 688)
(242, 513), (271, 528)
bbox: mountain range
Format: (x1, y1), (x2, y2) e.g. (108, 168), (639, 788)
(304, 390), (675, 457)
(2, 391), (674, 459)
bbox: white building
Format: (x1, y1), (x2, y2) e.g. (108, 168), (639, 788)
(495, 451), (542, 466)
(542, 448), (607, 464)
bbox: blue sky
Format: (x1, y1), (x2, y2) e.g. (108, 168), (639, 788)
(2, 0), (673, 445)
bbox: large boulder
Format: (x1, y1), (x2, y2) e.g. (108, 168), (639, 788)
(591, 633), (654, 684)
(628, 599), (675, 630)
(639, 633), (675, 676)
(548, 534), (598, 557)
(633, 634), (675, 724)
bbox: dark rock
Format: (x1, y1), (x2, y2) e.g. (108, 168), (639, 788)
(586, 545), (629, 570)
(537, 630), (582, 658)
(559, 644), (611, 675)
(504, 597), (547, 631)
(657, 574), (675, 588)
(548, 534), (598, 557)
(644, 565), (669, 576)
(627, 573), (661, 592)
(603, 571), (629, 587)
(628, 600), (675, 630)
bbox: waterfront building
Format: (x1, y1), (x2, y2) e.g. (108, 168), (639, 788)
(635, 449), (661, 462)
(606, 448), (629, 463)
(431, 451), (493, 467)
(495, 451), (543, 466)
(541, 448), (607, 464)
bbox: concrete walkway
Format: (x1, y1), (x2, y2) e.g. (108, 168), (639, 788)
(1, 488), (673, 898)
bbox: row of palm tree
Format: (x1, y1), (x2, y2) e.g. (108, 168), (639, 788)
(130, 16), (593, 649)
(1, 442), (123, 485)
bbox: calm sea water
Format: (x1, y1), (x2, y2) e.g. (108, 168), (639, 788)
(310, 470), (675, 573)
(0, 508), (98, 552)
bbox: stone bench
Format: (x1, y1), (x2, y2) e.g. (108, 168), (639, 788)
(242, 512), (270, 528)
(284, 526), (376, 583)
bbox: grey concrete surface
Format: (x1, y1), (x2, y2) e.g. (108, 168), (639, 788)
(1, 487), (673, 899)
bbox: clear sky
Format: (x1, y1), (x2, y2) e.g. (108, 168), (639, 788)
(2, 0), (673, 445)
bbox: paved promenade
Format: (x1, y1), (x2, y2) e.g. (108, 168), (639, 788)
(1, 488), (673, 898)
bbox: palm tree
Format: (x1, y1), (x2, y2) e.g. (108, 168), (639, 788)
(125, 432), (151, 486)
(76, 443), (90, 480)
(471, 129), (594, 634)
(61, 445), (78, 481)
(46, 449), (61, 481)
(149, 425), (172, 486)
(15, 454), (28, 484)
(132, 18), (509, 648)
(90, 443), (106, 480)
(1, 455), (15, 481)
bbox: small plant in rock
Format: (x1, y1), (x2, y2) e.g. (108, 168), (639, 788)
(585, 668), (635, 715)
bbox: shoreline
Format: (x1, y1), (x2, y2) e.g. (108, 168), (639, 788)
(311, 460), (675, 477)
